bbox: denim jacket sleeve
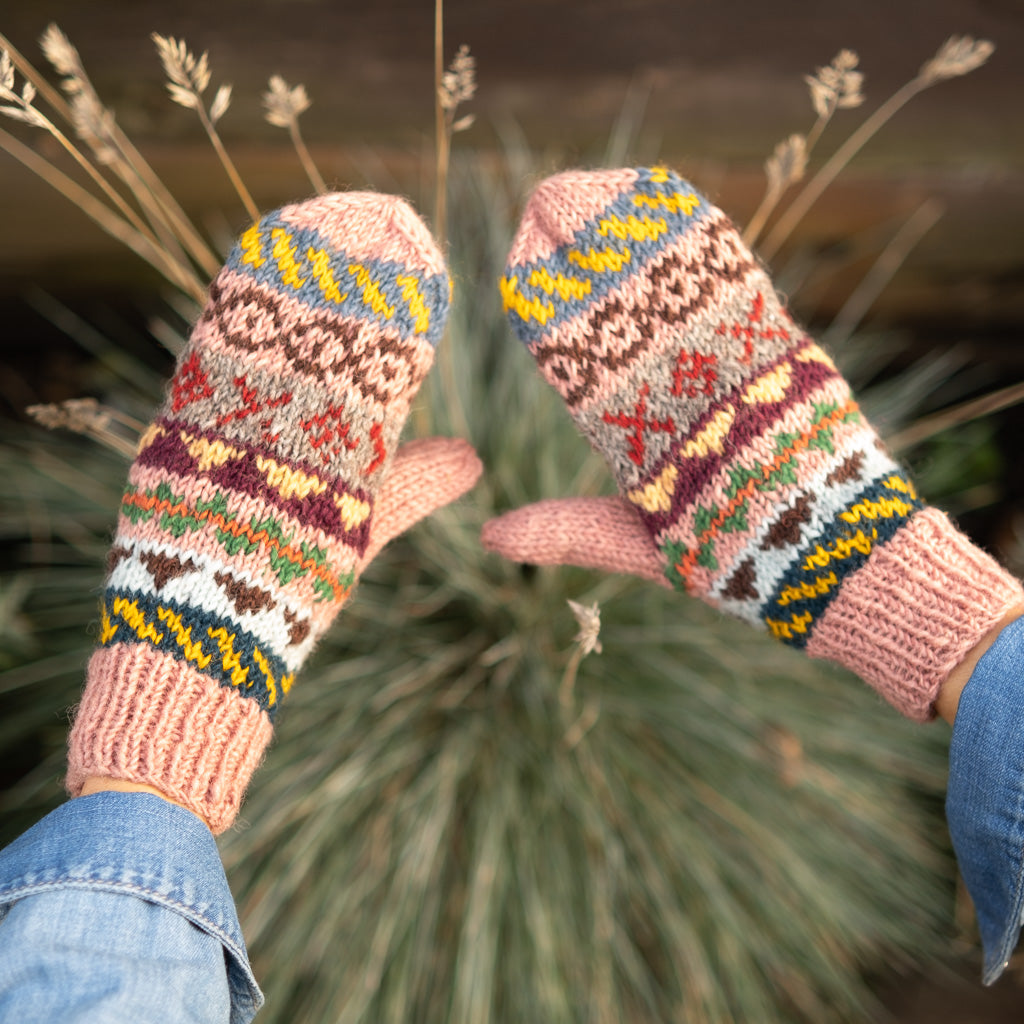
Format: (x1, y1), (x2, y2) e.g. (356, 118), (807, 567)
(0, 791), (262, 1024)
(947, 613), (1024, 985)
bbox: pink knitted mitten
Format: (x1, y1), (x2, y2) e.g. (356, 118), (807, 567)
(484, 166), (1023, 720)
(67, 192), (481, 832)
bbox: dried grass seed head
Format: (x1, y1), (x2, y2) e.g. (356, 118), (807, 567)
(0, 51), (15, 94)
(28, 397), (109, 433)
(805, 48), (864, 117)
(568, 600), (602, 657)
(919, 35), (994, 83)
(766, 133), (807, 193)
(152, 32), (210, 109)
(209, 83), (232, 124)
(70, 91), (117, 163)
(439, 43), (476, 111)
(0, 60), (46, 128)
(263, 75), (310, 128)
(40, 24), (82, 87)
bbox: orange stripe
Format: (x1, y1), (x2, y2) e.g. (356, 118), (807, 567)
(122, 492), (348, 600)
(674, 400), (857, 586)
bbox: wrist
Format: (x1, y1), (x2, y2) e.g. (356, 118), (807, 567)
(78, 775), (214, 831)
(934, 604), (1024, 725)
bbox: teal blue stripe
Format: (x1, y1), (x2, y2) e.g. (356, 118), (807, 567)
(225, 213), (449, 348)
(101, 587), (290, 718)
(764, 475), (924, 649)
(505, 167), (711, 345)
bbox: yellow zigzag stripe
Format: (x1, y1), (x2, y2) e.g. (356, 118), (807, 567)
(839, 495), (916, 525)
(499, 275), (555, 325)
(567, 246), (631, 273)
(99, 602), (117, 644)
(649, 166), (670, 183)
(742, 362), (792, 405)
(348, 263), (395, 319)
(156, 606), (213, 669)
(679, 405), (736, 459)
(596, 214), (668, 242)
(629, 464), (679, 513)
(111, 596), (163, 645)
(795, 343), (836, 370)
(306, 247), (346, 303)
(253, 646), (294, 708)
(882, 474), (916, 496)
(802, 529), (878, 571)
(137, 423), (165, 455)
(528, 267), (592, 301)
(333, 492), (371, 531)
(207, 626), (250, 688)
(183, 433), (245, 473)
(396, 273), (430, 334)
(633, 190), (700, 216)
(271, 228), (308, 288)
(766, 611), (814, 640)
(240, 225), (266, 268)
(775, 572), (839, 607)
(255, 456), (328, 500)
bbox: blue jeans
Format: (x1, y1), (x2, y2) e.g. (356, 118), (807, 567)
(1, 619), (1022, 1021)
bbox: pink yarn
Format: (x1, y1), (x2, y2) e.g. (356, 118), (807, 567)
(806, 507), (1024, 721)
(505, 168), (640, 267)
(67, 644), (273, 834)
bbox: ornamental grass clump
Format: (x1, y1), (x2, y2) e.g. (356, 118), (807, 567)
(0, 20), (1014, 1023)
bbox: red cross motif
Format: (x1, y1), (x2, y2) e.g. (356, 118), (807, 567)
(602, 382), (676, 466)
(715, 292), (790, 363)
(171, 351), (214, 412)
(215, 375), (293, 444)
(363, 423), (387, 476)
(672, 349), (718, 397)
(299, 404), (359, 465)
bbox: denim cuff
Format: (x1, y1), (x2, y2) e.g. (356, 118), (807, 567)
(0, 791), (262, 1023)
(947, 614), (1024, 984)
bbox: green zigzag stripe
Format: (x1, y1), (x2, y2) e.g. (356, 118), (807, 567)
(121, 480), (352, 602)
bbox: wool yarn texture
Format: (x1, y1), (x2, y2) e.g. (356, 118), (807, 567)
(67, 192), (456, 832)
(495, 166), (1024, 720)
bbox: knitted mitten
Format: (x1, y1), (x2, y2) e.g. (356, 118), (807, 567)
(67, 192), (481, 832)
(484, 166), (1023, 720)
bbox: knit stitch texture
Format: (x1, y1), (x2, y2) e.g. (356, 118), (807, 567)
(500, 166), (1024, 719)
(67, 192), (451, 831)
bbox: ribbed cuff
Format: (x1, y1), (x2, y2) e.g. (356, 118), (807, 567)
(805, 507), (1024, 721)
(66, 644), (274, 834)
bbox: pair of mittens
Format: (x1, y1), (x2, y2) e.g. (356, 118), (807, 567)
(71, 168), (1023, 833)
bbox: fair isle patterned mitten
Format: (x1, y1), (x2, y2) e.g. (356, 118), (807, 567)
(66, 192), (481, 832)
(483, 166), (1023, 720)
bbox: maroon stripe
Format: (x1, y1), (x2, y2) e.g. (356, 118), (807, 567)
(638, 346), (846, 535)
(136, 420), (372, 551)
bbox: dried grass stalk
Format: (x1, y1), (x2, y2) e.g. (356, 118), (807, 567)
(38, 23), (219, 279)
(760, 36), (994, 260)
(743, 134), (807, 246)
(0, 123), (205, 302)
(152, 32), (258, 221)
(263, 75), (327, 194)
(26, 398), (141, 458)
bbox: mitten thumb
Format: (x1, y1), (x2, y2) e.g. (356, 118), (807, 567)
(482, 496), (670, 587)
(365, 437), (483, 564)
